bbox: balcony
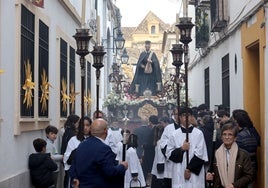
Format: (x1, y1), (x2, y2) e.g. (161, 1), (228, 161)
(210, 0), (228, 32)
(195, 7), (210, 48)
(189, 0), (210, 8)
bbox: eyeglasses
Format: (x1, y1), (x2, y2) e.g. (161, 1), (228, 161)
(222, 133), (234, 138)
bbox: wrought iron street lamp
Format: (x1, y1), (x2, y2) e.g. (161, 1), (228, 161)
(176, 17), (194, 129)
(170, 43), (184, 117)
(170, 44), (184, 67)
(114, 29), (125, 50)
(73, 28), (92, 119)
(91, 45), (106, 118)
(172, 17), (194, 165)
(121, 48), (129, 64)
(176, 17), (195, 45)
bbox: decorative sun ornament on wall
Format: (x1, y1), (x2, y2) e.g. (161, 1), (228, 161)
(40, 69), (52, 114)
(22, 59), (35, 109)
(61, 77), (70, 113)
(69, 82), (79, 114)
(84, 89), (92, 111)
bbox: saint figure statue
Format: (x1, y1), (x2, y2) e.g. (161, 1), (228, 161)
(129, 41), (162, 96)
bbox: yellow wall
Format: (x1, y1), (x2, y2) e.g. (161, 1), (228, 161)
(241, 8), (266, 187)
(132, 33), (163, 44)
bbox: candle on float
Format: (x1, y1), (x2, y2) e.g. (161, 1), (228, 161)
(135, 84), (140, 93)
(157, 82), (161, 91)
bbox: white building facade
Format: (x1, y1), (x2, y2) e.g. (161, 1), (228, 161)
(0, 0), (118, 187)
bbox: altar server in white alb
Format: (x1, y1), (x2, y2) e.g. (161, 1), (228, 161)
(159, 108), (180, 188)
(105, 123), (123, 154)
(166, 107), (208, 188)
(151, 125), (166, 188)
(124, 134), (146, 188)
(116, 129), (130, 163)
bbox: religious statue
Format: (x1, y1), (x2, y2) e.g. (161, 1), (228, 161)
(129, 40), (162, 96)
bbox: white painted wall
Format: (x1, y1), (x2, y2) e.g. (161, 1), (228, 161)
(228, 0), (262, 26)
(188, 59), (205, 107)
(228, 31), (244, 110)
(188, 29), (243, 111)
(0, 0), (51, 182)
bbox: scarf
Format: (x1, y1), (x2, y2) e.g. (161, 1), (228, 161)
(215, 142), (238, 187)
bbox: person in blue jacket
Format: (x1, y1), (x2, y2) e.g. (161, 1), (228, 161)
(69, 118), (128, 188)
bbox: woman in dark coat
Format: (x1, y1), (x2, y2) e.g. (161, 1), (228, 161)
(206, 121), (253, 188)
(60, 114), (80, 188)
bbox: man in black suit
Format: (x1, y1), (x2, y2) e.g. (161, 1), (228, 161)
(69, 119), (128, 188)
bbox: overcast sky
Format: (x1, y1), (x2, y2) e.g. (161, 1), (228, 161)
(115, 0), (183, 27)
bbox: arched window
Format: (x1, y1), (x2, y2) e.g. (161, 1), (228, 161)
(151, 25), (156, 34)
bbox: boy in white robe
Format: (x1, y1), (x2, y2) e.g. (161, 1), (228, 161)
(105, 127), (122, 154)
(159, 108), (180, 188)
(124, 134), (146, 188)
(116, 129), (130, 163)
(151, 125), (165, 188)
(166, 107), (208, 188)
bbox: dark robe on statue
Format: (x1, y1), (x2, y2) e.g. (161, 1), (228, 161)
(129, 50), (162, 96)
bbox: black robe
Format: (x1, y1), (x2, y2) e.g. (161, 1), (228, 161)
(129, 51), (162, 96)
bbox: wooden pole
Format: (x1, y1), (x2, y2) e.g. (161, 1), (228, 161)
(176, 13), (180, 43)
(183, 0), (188, 17)
(208, 118), (218, 188)
(184, 44), (189, 165)
(96, 69), (100, 118)
(122, 117), (129, 161)
(80, 56), (85, 119)
(176, 66), (181, 122)
(97, 16), (101, 44)
(81, 0), (86, 26)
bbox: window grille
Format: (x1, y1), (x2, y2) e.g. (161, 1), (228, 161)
(204, 67), (210, 108)
(60, 38), (68, 117)
(20, 5), (35, 117)
(222, 54), (230, 112)
(69, 46), (76, 114)
(38, 20), (49, 117)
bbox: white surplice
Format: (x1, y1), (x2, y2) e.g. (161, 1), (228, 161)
(151, 140), (165, 179)
(116, 141), (123, 162)
(105, 128), (122, 154)
(166, 126), (208, 188)
(159, 123), (178, 179)
(124, 147), (146, 188)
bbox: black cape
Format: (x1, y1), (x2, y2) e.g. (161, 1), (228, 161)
(129, 51), (162, 96)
